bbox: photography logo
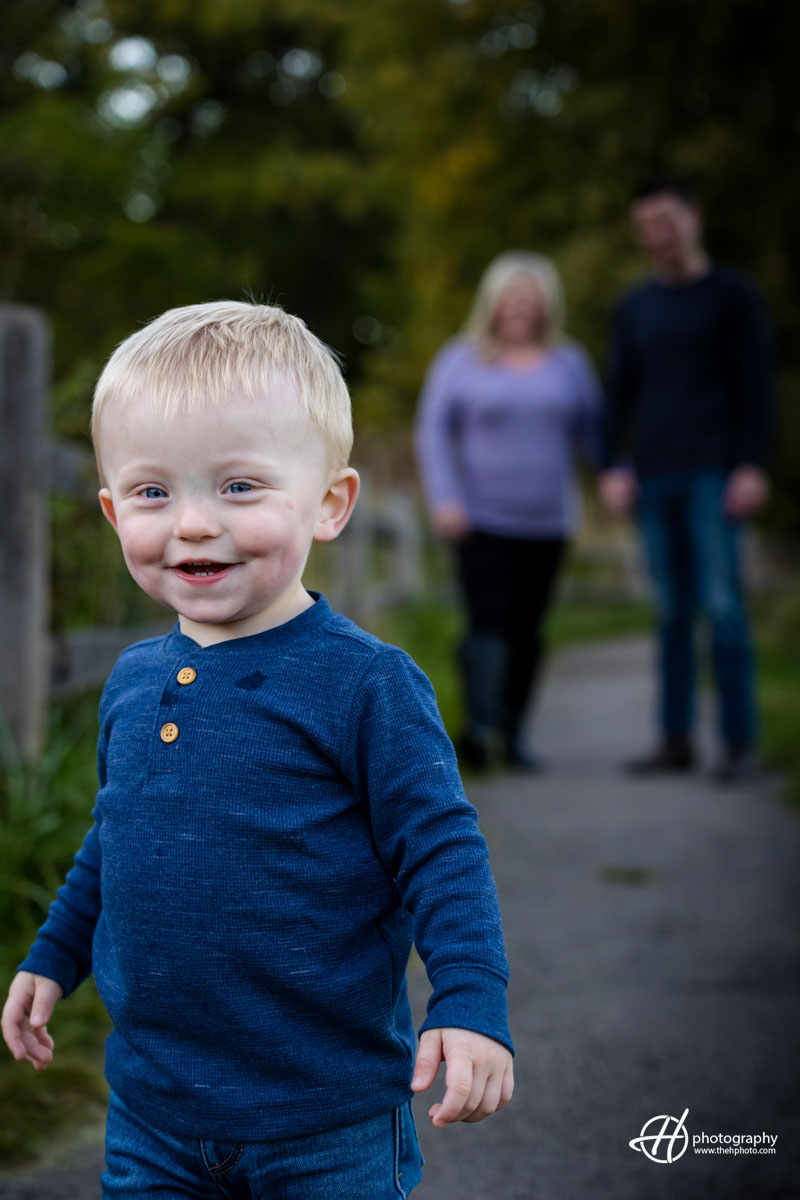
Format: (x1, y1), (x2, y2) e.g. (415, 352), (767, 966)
(629, 1107), (690, 1164)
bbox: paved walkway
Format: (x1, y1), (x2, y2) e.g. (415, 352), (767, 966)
(410, 637), (800, 1199)
(1, 637), (798, 1198)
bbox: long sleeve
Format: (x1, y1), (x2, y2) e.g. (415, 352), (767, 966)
(18, 821), (102, 995)
(413, 341), (468, 512)
(724, 279), (776, 468)
(17, 732), (107, 995)
(343, 645), (513, 1054)
(603, 298), (641, 469)
(562, 342), (604, 466)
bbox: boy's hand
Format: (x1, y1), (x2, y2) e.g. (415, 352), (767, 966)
(2, 971), (63, 1070)
(411, 1027), (514, 1127)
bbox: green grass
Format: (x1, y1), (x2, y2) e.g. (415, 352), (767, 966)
(0, 692), (111, 1167)
(548, 598), (652, 647)
(753, 589), (800, 806)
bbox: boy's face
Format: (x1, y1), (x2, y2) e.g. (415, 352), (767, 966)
(97, 389), (358, 645)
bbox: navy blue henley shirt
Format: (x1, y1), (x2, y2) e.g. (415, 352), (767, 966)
(20, 595), (512, 1140)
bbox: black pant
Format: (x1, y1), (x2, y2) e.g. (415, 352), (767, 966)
(456, 531), (566, 733)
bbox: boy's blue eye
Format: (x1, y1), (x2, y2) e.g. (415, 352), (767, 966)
(227, 482), (252, 494)
(143, 486), (167, 499)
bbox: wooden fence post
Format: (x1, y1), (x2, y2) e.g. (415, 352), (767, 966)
(0, 306), (50, 761)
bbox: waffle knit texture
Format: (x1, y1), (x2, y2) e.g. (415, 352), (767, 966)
(20, 594), (512, 1140)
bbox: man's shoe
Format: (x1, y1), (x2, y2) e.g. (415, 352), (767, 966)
(712, 746), (761, 784)
(625, 736), (696, 775)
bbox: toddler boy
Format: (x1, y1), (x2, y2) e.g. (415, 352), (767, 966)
(2, 302), (513, 1198)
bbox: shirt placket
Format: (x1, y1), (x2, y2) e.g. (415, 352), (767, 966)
(148, 659), (201, 775)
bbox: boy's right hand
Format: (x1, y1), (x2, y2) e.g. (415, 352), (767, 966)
(2, 971), (63, 1070)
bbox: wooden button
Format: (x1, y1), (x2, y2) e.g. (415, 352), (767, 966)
(177, 667), (197, 686)
(160, 723), (179, 743)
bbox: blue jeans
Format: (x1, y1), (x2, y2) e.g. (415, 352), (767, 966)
(637, 471), (756, 747)
(103, 1090), (423, 1199)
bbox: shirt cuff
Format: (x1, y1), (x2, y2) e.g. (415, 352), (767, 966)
(18, 939), (87, 998)
(419, 965), (514, 1056)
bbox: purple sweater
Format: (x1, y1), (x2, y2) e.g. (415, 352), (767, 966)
(414, 338), (602, 539)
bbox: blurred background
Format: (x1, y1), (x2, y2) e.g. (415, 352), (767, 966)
(1, 0), (799, 1172)
(4, 0), (800, 616)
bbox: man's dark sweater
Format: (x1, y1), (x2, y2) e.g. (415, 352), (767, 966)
(603, 267), (774, 476)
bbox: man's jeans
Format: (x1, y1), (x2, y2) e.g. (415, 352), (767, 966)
(103, 1089), (423, 1199)
(637, 471), (756, 747)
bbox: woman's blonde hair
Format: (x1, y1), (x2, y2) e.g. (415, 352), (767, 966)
(463, 251), (565, 359)
(91, 301), (352, 482)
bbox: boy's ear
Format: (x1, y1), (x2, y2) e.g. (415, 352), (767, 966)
(98, 488), (119, 532)
(314, 468), (360, 543)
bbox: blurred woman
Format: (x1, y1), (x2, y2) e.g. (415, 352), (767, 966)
(414, 251), (601, 770)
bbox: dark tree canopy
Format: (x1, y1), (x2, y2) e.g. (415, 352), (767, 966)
(2, 0), (797, 626)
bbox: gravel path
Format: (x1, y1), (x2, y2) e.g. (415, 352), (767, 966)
(2, 636), (798, 1198)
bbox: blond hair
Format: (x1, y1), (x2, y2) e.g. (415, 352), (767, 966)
(463, 250), (565, 359)
(92, 301), (352, 481)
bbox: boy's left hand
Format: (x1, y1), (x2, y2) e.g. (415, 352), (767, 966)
(411, 1027), (514, 1127)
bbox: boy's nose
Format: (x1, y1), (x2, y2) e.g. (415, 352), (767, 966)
(173, 498), (222, 541)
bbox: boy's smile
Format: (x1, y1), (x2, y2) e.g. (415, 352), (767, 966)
(97, 391), (358, 646)
(173, 561), (236, 580)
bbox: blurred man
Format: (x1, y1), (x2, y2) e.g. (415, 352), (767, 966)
(600, 178), (775, 782)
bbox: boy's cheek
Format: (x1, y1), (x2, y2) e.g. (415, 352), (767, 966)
(234, 512), (309, 558)
(121, 551), (158, 597)
(115, 517), (160, 561)
(116, 528), (165, 589)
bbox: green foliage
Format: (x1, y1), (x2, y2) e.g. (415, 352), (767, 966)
(0, 693), (99, 943)
(2, 0), (798, 632)
(2, 0), (388, 386)
(337, 0), (800, 479)
(755, 588), (800, 806)
(0, 1052), (107, 1165)
(0, 691), (111, 1166)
